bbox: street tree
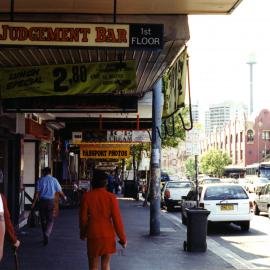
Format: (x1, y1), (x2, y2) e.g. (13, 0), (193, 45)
(161, 108), (188, 148)
(200, 149), (231, 177)
(184, 156), (196, 180)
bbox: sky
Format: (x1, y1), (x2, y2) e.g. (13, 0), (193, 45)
(187, 0), (270, 116)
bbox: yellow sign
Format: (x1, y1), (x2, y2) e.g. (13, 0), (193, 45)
(0, 61), (137, 99)
(80, 145), (130, 159)
(0, 22), (129, 47)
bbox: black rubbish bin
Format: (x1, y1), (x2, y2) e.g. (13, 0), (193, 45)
(183, 208), (210, 252)
(123, 180), (138, 199)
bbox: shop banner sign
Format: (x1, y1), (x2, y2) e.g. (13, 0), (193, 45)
(0, 22), (163, 49)
(80, 145), (130, 159)
(72, 132), (83, 144)
(162, 48), (188, 119)
(107, 130), (151, 142)
(0, 61), (137, 99)
(132, 130), (151, 142)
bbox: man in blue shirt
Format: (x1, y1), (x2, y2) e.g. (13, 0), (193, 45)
(32, 167), (66, 246)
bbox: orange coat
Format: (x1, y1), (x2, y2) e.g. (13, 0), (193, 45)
(79, 188), (126, 257)
(1, 194), (17, 244)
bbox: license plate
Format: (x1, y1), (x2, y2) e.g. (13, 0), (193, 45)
(220, 204), (234, 211)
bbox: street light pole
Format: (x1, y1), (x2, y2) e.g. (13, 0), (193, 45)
(258, 121), (262, 165)
(247, 58), (256, 116)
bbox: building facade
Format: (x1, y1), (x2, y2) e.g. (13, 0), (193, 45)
(204, 101), (248, 133)
(200, 109), (270, 167)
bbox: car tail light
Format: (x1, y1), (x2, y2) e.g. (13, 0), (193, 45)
(164, 189), (170, 199)
(199, 202), (204, 208)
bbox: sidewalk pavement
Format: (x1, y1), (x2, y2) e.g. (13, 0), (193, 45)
(1, 196), (232, 270)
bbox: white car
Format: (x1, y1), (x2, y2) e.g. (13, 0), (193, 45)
(161, 180), (194, 211)
(181, 183), (253, 231)
(246, 177), (270, 193)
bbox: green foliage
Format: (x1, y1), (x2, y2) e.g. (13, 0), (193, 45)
(200, 149), (231, 177)
(161, 108), (188, 148)
(184, 157), (196, 180)
(126, 143), (150, 170)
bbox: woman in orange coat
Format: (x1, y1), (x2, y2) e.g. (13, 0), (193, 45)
(0, 193), (20, 261)
(80, 170), (127, 270)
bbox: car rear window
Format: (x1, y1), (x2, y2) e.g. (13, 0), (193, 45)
(204, 185), (248, 200)
(166, 182), (192, 188)
(203, 178), (221, 183)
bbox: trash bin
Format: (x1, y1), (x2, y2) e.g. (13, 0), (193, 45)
(123, 180), (138, 199)
(183, 208), (210, 252)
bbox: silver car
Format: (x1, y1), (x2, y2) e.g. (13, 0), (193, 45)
(161, 180), (194, 211)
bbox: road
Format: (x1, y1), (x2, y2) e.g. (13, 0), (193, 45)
(163, 210), (270, 269)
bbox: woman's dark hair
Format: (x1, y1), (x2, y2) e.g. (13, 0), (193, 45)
(91, 170), (108, 189)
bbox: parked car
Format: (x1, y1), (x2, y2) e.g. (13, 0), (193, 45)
(181, 183), (253, 231)
(161, 180), (194, 211)
(198, 177), (221, 185)
(168, 175), (180, 181)
(160, 171), (170, 189)
(246, 177), (270, 193)
(253, 183), (270, 217)
(161, 171), (170, 182)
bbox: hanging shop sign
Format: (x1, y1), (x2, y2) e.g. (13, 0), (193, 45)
(162, 47), (188, 119)
(72, 132), (83, 144)
(0, 22), (163, 49)
(0, 60), (137, 99)
(107, 130), (151, 142)
(80, 144), (130, 159)
(25, 118), (51, 140)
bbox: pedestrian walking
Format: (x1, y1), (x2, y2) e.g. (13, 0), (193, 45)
(0, 194), (4, 261)
(107, 171), (115, 193)
(113, 172), (121, 194)
(31, 167), (67, 246)
(0, 193), (20, 261)
(80, 170), (127, 270)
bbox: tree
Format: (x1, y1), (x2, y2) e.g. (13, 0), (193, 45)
(184, 156), (196, 180)
(200, 149), (231, 177)
(161, 108), (188, 148)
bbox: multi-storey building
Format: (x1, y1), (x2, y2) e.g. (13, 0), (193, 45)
(200, 109), (270, 167)
(205, 101), (248, 133)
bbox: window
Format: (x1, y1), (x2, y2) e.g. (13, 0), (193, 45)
(166, 181), (193, 188)
(247, 129), (254, 143)
(236, 134), (238, 143)
(204, 186), (248, 200)
(262, 131), (270, 141)
(240, 132), (243, 142)
(240, 150), (243, 160)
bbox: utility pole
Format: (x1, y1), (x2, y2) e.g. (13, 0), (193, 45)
(150, 79), (162, 236)
(247, 57), (256, 116)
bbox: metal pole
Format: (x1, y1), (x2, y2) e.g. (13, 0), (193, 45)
(150, 79), (162, 236)
(247, 61), (256, 116)
(195, 155), (199, 208)
(258, 125), (260, 165)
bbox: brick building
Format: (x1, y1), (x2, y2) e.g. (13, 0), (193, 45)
(200, 109), (270, 167)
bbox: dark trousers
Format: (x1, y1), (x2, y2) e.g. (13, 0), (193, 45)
(39, 199), (55, 239)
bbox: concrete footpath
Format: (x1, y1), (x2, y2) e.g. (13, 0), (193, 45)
(1, 197), (232, 270)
